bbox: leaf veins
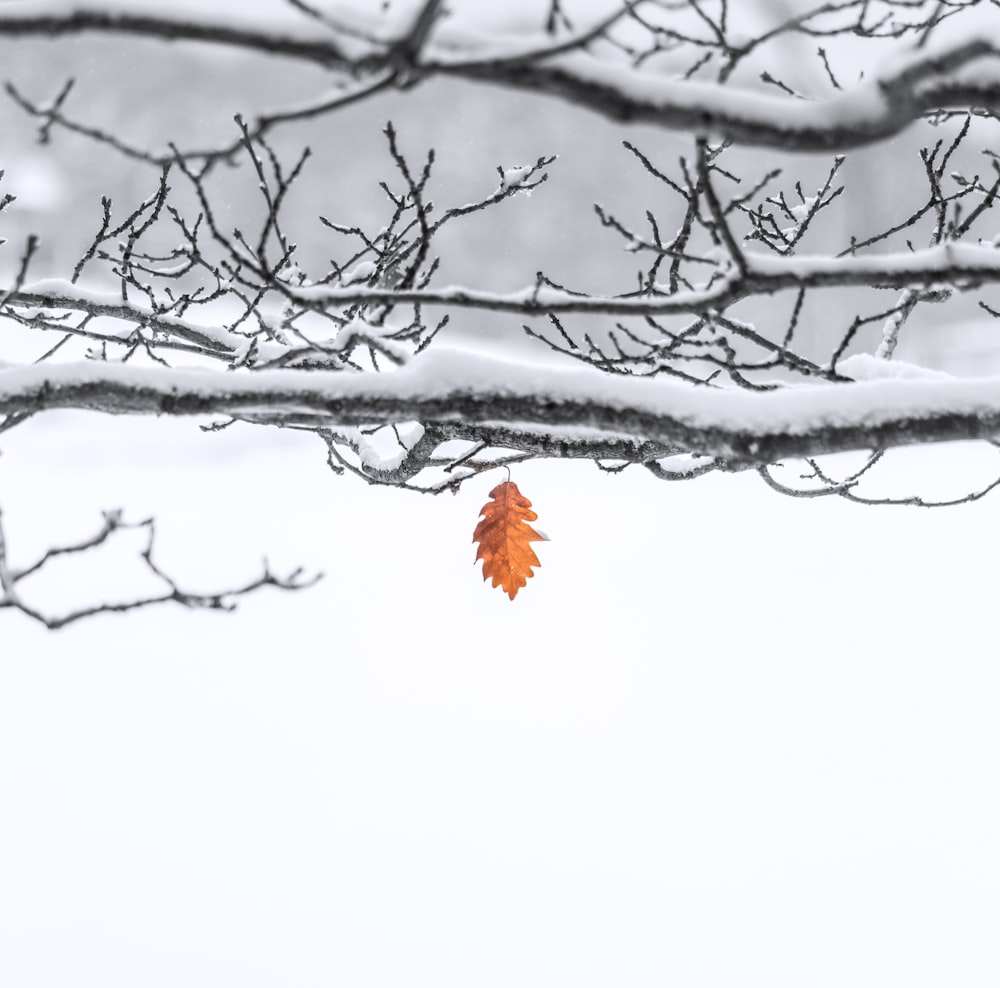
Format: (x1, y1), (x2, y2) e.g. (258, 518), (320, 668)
(472, 481), (545, 600)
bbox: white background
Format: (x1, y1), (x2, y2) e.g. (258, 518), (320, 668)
(3, 417), (999, 987)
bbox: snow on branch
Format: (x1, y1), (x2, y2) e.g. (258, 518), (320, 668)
(3, 352), (1000, 466)
(19, 239), (1000, 337)
(438, 37), (1000, 152)
(2, 72), (1000, 488)
(1, 1), (1000, 152)
(280, 242), (1000, 316)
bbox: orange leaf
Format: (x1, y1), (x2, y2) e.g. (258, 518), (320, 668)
(472, 481), (545, 600)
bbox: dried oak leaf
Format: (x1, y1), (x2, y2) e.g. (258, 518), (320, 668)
(473, 481), (545, 600)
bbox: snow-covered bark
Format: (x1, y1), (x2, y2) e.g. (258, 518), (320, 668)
(4, 350), (1000, 465)
(0, 1), (997, 150)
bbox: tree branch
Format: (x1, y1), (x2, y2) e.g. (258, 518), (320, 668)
(0, 7), (359, 67)
(1, 5), (999, 152)
(3, 354), (1000, 466)
(0, 506), (320, 629)
(270, 243), (1000, 317)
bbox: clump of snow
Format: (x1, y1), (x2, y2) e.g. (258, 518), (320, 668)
(328, 420), (423, 473)
(333, 316), (411, 365)
(500, 166), (532, 192)
(789, 197), (817, 221)
(339, 260), (377, 286)
(837, 353), (954, 381)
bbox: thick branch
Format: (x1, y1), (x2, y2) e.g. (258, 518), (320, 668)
(1, 6), (999, 151)
(3, 353), (1000, 465)
(0, 7), (358, 68)
(438, 41), (1000, 151)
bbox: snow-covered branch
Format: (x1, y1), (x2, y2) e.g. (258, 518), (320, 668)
(437, 37), (1000, 152)
(3, 353), (1000, 466)
(17, 240), (1000, 332)
(1, 2), (999, 152)
(278, 242), (1000, 316)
